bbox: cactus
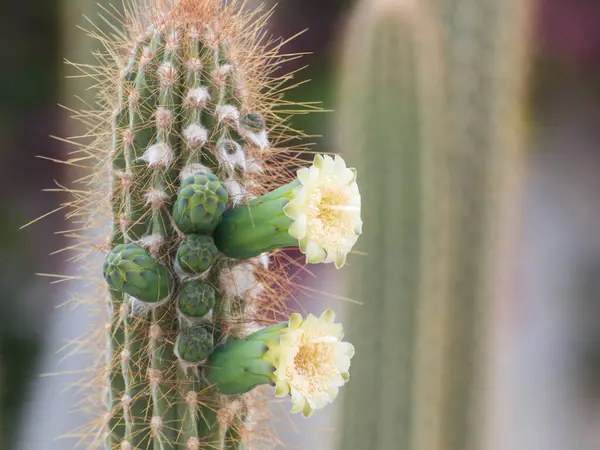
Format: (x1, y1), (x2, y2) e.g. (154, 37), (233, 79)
(52, 1), (361, 449)
(335, 1), (532, 450)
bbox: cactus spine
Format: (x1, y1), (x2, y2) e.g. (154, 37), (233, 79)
(56, 1), (360, 449)
(335, 1), (532, 450)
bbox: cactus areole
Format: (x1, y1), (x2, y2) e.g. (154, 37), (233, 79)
(54, 0), (362, 448)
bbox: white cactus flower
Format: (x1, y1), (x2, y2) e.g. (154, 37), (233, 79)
(269, 309), (355, 417)
(283, 154), (362, 268)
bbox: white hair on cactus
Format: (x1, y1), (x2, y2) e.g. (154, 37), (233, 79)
(214, 64), (233, 84)
(217, 138), (246, 173)
(186, 57), (203, 74)
(186, 437), (200, 450)
(138, 234), (165, 258)
(141, 143), (174, 168)
(185, 87), (210, 109)
(131, 295), (170, 313)
(224, 177), (248, 206)
(144, 188), (169, 211)
(157, 62), (177, 87)
(180, 163), (213, 181)
(183, 124), (208, 148)
(150, 415), (164, 434)
(219, 262), (263, 300)
(245, 157), (264, 174)
(140, 46), (154, 67)
(188, 26), (200, 40)
(240, 129), (270, 151)
(258, 252), (270, 269)
(155, 107), (174, 130)
(165, 31), (180, 53)
(216, 105), (240, 126)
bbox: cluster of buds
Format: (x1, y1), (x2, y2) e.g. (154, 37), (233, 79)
(104, 153), (360, 415)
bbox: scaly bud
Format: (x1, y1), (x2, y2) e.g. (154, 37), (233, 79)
(103, 243), (173, 303)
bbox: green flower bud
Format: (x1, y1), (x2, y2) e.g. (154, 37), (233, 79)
(172, 173), (228, 234)
(176, 325), (214, 364)
(178, 281), (216, 318)
(176, 234), (218, 274)
(102, 243), (173, 303)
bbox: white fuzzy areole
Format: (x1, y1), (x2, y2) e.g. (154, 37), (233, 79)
(140, 46), (154, 67)
(179, 163), (213, 181)
(130, 295), (170, 315)
(217, 139), (246, 172)
(141, 143), (174, 168)
(258, 253), (270, 269)
(183, 123), (208, 149)
(157, 62), (177, 87)
(150, 415), (164, 433)
(138, 234), (165, 258)
(219, 262), (264, 300)
(155, 107), (174, 130)
(225, 177), (248, 206)
(144, 188), (169, 211)
(245, 157), (264, 174)
(186, 57), (203, 74)
(185, 87), (210, 109)
(216, 105), (240, 125)
(186, 437), (200, 450)
(241, 129), (270, 151)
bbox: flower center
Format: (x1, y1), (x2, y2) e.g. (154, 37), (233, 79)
(290, 340), (335, 394)
(306, 183), (358, 247)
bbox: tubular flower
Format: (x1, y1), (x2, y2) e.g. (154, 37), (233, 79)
(214, 154), (362, 268)
(204, 309), (354, 417)
(269, 309), (355, 417)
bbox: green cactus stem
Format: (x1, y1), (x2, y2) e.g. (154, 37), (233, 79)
(54, 1), (363, 448)
(334, 0), (533, 450)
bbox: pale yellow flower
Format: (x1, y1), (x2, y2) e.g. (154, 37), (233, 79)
(283, 154), (362, 268)
(269, 309), (355, 417)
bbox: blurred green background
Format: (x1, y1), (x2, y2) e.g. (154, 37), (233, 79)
(3, 0), (600, 449)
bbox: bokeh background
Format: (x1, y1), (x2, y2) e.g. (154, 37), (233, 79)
(3, 0), (600, 449)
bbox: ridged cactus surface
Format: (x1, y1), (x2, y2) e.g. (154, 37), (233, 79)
(53, 1), (362, 449)
(335, 1), (532, 450)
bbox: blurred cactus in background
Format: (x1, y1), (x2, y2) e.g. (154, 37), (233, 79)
(335, 1), (533, 450)
(51, 0), (361, 448)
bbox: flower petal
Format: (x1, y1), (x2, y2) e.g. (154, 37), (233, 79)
(301, 400), (314, 418)
(320, 308), (335, 323)
(305, 241), (326, 264)
(289, 313), (303, 330)
(274, 380), (290, 397)
(288, 214), (307, 240)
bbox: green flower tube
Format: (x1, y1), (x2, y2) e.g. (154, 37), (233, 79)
(214, 154), (362, 267)
(205, 309), (355, 417)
